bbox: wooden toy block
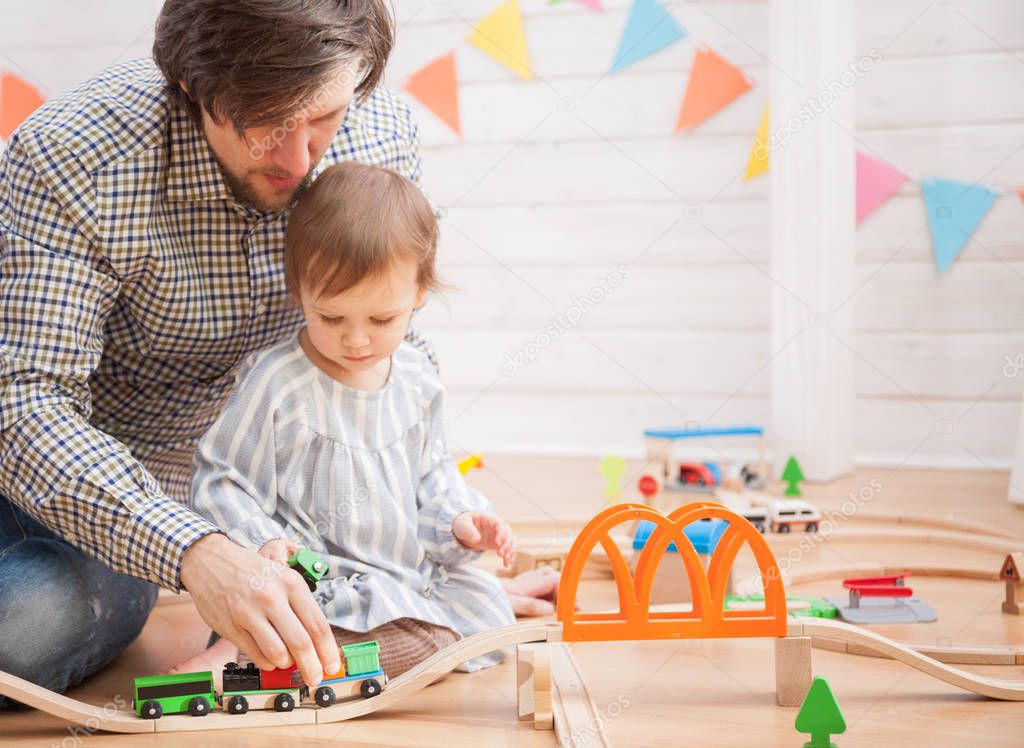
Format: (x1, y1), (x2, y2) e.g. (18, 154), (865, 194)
(626, 549), (734, 605)
(515, 643), (552, 730)
(775, 636), (813, 707)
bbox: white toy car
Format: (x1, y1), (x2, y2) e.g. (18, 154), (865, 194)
(768, 499), (820, 533)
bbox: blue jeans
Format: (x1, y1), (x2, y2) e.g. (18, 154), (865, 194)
(0, 492), (158, 709)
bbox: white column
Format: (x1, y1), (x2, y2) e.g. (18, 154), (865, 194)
(1010, 399), (1024, 504)
(769, 0), (856, 481)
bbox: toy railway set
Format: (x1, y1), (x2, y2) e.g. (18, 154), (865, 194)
(2, 500), (1024, 739)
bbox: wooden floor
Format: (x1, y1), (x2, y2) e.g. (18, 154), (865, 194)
(3, 457), (1024, 746)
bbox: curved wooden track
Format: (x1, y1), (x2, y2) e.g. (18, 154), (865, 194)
(314, 621), (563, 723)
(3, 617), (1024, 733)
(766, 526), (1020, 555)
(845, 510), (1023, 542)
(788, 618), (1024, 700)
(782, 563), (1024, 664)
(0, 622), (560, 734)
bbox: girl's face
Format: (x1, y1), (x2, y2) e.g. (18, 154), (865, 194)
(298, 256), (427, 380)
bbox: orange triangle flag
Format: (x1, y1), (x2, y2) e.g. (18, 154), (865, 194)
(404, 51), (461, 136)
(675, 45), (752, 132)
(1, 72), (46, 140)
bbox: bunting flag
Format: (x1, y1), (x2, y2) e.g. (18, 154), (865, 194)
(468, 0), (533, 81)
(404, 51), (461, 136)
(675, 45), (752, 132)
(549, 0), (604, 10)
(922, 177), (998, 274)
(855, 151), (908, 225)
(743, 104), (770, 181)
(610, 0), (686, 73)
(0, 72), (46, 140)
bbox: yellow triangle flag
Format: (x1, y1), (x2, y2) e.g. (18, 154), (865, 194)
(467, 0), (533, 81)
(744, 104), (769, 181)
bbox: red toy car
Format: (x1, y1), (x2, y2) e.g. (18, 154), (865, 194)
(677, 463), (716, 487)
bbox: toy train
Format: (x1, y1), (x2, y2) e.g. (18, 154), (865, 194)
(639, 469), (821, 534)
(132, 639), (386, 719)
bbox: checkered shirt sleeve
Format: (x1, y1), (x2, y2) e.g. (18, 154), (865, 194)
(0, 131), (222, 590)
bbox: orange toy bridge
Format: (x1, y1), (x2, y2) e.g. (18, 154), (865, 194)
(557, 502), (788, 641)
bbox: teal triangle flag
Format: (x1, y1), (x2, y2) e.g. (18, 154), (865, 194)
(610, 0), (686, 73)
(922, 177), (998, 274)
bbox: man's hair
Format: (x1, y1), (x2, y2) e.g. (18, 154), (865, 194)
(153, 0), (394, 133)
(284, 162), (442, 302)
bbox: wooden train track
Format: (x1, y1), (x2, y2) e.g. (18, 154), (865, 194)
(3, 616), (1024, 734)
(784, 563), (1024, 665)
(789, 618), (1024, 700)
(0, 622), (560, 734)
(765, 526), (1021, 556)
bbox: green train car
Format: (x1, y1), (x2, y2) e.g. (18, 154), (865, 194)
(288, 548), (328, 591)
(132, 671), (216, 719)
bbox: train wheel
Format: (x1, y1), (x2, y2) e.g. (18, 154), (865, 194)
(227, 695), (249, 715)
(274, 692), (295, 712)
(188, 696), (210, 717)
(140, 700), (162, 719)
(314, 686), (335, 707)
(360, 678), (382, 698)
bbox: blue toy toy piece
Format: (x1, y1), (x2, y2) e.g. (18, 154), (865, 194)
(632, 518), (728, 555)
(643, 426), (764, 439)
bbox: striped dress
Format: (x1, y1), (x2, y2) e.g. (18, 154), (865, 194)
(189, 331), (514, 670)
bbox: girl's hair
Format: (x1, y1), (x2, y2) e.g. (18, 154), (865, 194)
(284, 161), (441, 302)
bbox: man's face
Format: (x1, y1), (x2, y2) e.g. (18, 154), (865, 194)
(194, 63), (362, 212)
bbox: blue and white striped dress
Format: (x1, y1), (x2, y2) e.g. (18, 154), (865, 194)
(189, 331), (514, 670)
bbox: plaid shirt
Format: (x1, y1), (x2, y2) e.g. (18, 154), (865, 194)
(0, 58), (433, 591)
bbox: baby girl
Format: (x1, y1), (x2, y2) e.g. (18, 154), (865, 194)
(181, 161), (519, 678)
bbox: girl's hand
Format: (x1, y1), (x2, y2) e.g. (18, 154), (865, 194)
(452, 512), (517, 568)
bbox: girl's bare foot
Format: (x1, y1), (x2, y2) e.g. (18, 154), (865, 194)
(507, 566), (560, 616)
(168, 635), (240, 685)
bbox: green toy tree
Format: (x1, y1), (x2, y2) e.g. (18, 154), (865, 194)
(782, 456), (805, 497)
(795, 676), (846, 748)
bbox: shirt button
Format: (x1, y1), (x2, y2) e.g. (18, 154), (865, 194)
(255, 303), (267, 316)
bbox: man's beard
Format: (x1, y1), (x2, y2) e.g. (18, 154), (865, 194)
(214, 152), (314, 213)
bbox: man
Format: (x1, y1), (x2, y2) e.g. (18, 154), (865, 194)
(0, 0), (556, 704)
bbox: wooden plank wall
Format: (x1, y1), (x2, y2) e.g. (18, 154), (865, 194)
(1, 0), (1020, 469)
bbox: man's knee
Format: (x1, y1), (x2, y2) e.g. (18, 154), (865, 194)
(0, 537), (157, 692)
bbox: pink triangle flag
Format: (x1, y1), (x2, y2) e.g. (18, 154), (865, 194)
(856, 151), (908, 225)
(548, 0), (604, 11)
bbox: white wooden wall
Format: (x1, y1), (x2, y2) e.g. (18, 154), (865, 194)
(2, 0), (1021, 469)
(391, 0), (1024, 470)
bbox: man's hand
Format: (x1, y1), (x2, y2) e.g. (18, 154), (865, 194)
(179, 533), (340, 686)
(452, 511), (517, 568)
(257, 537), (302, 563)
